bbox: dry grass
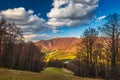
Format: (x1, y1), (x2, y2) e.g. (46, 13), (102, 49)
(0, 67), (103, 80)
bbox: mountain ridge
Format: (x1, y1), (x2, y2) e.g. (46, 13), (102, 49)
(35, 37), (81, 52)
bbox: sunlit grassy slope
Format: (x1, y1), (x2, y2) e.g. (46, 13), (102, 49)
(0, 67), (102, 80)
(44, 50), (76, 62)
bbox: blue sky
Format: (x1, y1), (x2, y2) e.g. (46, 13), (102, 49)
(0, 0), (120, 41)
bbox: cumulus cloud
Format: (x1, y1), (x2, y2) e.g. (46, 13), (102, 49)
(47, 0), (99, 27)
(23, 33), (52, 42)
(97, 16), (106, 20)
(0, 7), (51, 33)
(0, 7), (54, 41)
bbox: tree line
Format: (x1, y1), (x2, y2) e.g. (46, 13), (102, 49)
(0, 18), (45, 72)
(69, 13), (120, 80)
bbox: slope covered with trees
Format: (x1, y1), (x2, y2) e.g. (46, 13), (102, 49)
(0, 13), (120, 80)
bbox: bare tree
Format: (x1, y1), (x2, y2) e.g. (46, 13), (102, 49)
(100, 13), (120, 79)
(0, 18), (23, 67)
(82, 27), (99, 77)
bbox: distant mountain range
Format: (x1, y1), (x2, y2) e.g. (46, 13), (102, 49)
(35, 37), (81, 61)
(35, 37), (81, 52)
(35, 37), (106, 62)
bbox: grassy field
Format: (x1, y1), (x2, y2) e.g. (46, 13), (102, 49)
(0, 67), (102, 80)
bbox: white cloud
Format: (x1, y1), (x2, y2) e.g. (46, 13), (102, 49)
(52, 29), (63, 33)
(0, 7), (51, 33)
(97, 16), (106, 20)
(0, 7), (54, 41)
(47, 0), (99, 27)
(24, 33), (52, 42)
